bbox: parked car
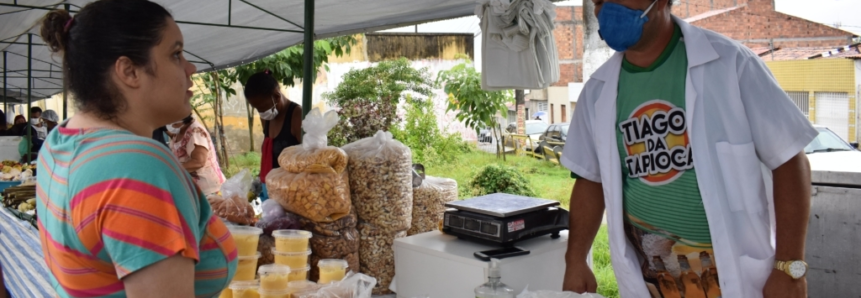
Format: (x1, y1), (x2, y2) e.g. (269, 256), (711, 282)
(539, 123), (569, 143)
(805, 126), (861, 173)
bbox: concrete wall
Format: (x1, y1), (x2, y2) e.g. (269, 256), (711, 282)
(806, 171), (861, 297)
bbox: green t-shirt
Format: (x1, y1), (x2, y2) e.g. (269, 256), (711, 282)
(615, 25), (722, 297)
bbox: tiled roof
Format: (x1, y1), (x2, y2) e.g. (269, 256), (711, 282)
(750, 47), (774, 56)
(758, 44), (861, 61)
(684, 5), (746, 23)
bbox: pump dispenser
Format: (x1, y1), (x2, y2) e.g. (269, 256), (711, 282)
(475, 259), (515, 298)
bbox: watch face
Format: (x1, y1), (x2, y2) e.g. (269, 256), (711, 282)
(788, 261), (807, 279)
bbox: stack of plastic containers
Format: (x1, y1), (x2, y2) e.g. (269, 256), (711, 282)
(272, 230), (312, 282)
(220, 226), (263, 298)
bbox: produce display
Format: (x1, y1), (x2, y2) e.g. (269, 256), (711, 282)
(357, 222), (406, 295)
(0, 161), (32, 181)
(342, 131), (414, 232)
(3, 185), (36, 212)
(408, 176), (459, 236)
(267, 109), (352, 223)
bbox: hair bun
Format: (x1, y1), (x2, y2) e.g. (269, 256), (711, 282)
(40, 9), (72, 53)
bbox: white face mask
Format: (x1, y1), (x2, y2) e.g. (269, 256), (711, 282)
(30, 118), (40, 125)
(259, 96), (279, 121)
(167, 123), (183, 135)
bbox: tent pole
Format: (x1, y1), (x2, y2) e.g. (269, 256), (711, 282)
(26, 33), (32, 163)
(301, 0), (314, 118)
(63, 3), (70, 120)
(3, 51), (7, 124)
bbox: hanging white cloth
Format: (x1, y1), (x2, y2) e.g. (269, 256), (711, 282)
(477, 0), (560, 90)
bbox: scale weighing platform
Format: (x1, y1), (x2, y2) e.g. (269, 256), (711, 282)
(442, 193), (569, 247)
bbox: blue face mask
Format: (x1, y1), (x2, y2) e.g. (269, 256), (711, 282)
(598, 1), (658, 52)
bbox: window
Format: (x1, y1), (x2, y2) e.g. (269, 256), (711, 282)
(561, 104), (567, 123)
(536, 102), (548, 111)
(786, 91), (809, 117)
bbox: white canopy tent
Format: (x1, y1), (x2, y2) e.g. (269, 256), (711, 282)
(0, 0), (482, 118)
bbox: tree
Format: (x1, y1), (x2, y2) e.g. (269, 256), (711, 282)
(435, 60), (513, 159)
(325, 58), (435, 147)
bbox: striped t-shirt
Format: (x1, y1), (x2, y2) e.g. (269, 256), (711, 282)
(36, 126), (238, 297)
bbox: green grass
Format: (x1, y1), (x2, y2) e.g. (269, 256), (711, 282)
(424, 150), (575, 208)
(594, 225), (619, 298)
(222, 152), (261, 179)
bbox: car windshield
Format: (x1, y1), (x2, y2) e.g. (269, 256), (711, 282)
(805, 128), (853, 154)
(526, 122), (549, 135)
(561, 125), (568, 137)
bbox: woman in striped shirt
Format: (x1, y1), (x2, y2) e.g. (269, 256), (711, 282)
(36, 1), (237, 297)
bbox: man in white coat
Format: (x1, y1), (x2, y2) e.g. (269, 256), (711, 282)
(561, 0), (815, 297)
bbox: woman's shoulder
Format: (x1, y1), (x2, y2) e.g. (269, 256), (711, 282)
(67, 129), (183, 174)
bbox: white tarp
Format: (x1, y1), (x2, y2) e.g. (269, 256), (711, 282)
(0, 0), (480, 101)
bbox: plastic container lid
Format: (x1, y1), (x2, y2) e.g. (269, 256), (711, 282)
(238, 252), (262, 260)
(317, 259), (349, 269)
(258, 289), (291, 296)
(290, 266), (311, 272)
(229, 280), (259, 290)
(270, 248), (312, 256)
(229, 226), (264, 236)
(258, 264), (291, 275)
(272, 229), (311, 239)
(288, 280), (318, 290)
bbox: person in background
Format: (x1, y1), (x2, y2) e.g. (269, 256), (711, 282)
(37, 1), (237, 297)
(40, 109), (59, 133)
(27, 107), (48, 140)
(243, 70), (302, 201)
(0, 109), (6, 134)
(152, 126), (170, 148)
(167, 114), (226, 195)
(7, 115), (27, 136)
(562, 1), (813, 297)
(13, 115), (25, 125)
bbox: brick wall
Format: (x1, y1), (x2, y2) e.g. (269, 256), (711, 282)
(553, 6), (585, 85)
(673, 0), (742, 19)
(681, 0), (854, 48)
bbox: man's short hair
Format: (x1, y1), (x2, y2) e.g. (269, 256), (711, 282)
(30, 106), (42, 114)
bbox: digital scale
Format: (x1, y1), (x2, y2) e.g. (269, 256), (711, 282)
(442, 193), (569, 247)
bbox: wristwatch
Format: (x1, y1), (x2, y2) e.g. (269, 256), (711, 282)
(774, 260), (808, 279)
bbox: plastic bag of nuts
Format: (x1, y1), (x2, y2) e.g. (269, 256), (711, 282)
(357, 222), (406, 295)
(257, 234), (276, 266)
(300, 209), (358, 238)
(267, 108), (352, 223)
(408, 176), (458, 235)
(342, 131), (414, 232)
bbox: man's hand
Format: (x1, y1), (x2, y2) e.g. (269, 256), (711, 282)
(563, 262), (597, 294)
(763, 270), (807, 298)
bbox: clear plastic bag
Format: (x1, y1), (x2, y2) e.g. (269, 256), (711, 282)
(296, 272), (377, 298)
(207, 169), (255, 224)
(408, 176), (458, 235)
(268, 108), (352, 223)
(342, 131), (414, 232)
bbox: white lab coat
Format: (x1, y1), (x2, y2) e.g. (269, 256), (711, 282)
(561, 16), (817, 298)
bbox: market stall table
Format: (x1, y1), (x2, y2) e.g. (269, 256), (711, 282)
(0, 207), (54, 297)
(393, 230), (571, 298)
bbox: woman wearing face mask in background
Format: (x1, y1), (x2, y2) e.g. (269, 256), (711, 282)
(243, 71), (302, 201)
(167, 114), (226, 195)
(40, 110), (60, 133)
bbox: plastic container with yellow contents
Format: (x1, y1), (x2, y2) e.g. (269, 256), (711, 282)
(229, 226), (264, 256)
(317, 259), (349, 284)
(218, 287), (233, 298)
(288, 266), (311, 282)
(258, 289), (291, 298)
(235, 252), (262, 281)
(272, 249), (311, 269)
(287, 280), (319, 298)
(258, 264), (291, 292)
(272, 230), (311, 252)
(229, 280), (260, 298)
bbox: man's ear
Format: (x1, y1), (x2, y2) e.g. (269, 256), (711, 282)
(113, 56), (142, 89)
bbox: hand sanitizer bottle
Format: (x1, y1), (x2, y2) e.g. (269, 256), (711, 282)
(475, 259), (515, 298)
